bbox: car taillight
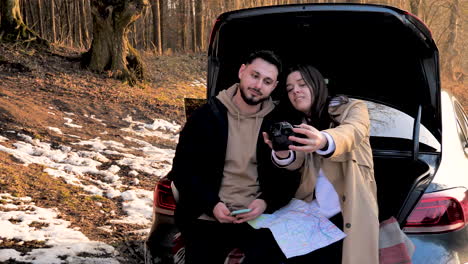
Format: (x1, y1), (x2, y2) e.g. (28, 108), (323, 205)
(403, 188), (468, 234)
(154, 177), (176, 214)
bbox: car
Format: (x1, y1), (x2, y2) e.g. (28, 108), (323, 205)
(145, 3), (468, 264)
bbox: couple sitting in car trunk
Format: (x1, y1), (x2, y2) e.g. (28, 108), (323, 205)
(167, 50), (378, 264)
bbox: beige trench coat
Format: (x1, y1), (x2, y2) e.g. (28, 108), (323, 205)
(294, 99), (379, 264)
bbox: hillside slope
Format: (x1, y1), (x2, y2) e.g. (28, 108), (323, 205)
(0, 43), (206, 263)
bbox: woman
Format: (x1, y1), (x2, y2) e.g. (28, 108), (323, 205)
(265, 64), (379, 264)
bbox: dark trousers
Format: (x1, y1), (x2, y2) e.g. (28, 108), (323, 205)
(182, 219), (285, 264)
(183, 213), (343, 264)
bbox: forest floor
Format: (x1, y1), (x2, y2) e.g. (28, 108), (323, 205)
(0, 42), (206, 263)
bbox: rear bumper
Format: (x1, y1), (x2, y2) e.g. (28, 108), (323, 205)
(408, 225), (468, 264)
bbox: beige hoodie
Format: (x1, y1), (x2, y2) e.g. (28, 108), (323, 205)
(216, 84), (276, 212)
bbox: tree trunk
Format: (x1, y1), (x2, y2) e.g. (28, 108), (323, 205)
(179, 0), (187, 51)
(195, 1), (204, 52)
(56, 0), (64, 43)
(141, 12), (147, 50)
(190, 0), (196, 52)
(20, 0), (27, 27)
(0, 0), (48, 46)
(409, 0), (422, 18)
(80, 0), (89, 48)
(75, 0), (83, 48)
(441, 0), (462, 82)
(146, 13), (151, 50)
(65, 0), (73, 46)
(159, 0), (164, 53)
(37, 0), (44, 38)
(50, 0), (56, 42)
(82, 0), (149, 85)
(27, 0), (34, 28)
(151, 0), (162, 54)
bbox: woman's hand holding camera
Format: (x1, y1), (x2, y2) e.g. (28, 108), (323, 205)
(263, 122), (328, 154)
(289, 123), (327, 153)
(262, 132), (290, 158)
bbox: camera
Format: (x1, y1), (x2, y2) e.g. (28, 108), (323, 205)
(268, 121), (298, 151)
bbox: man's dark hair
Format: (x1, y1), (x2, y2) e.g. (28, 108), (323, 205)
(245, 50), (282, 73)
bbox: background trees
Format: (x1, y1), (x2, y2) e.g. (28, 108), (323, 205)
(0, 0), (48, 46)
(1, 0), (466, 83)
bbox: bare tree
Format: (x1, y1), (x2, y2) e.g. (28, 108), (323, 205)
(50, 0), (56, 42)
(64, 0), (72, 46)
(37, 0), (44, 37)
(82, 0), (149, 85)
(195, 1), (204, 51)
(150, 0), (162, 54)
(190, 0), (196, 52)
(75, 0), (83, 47)
(409, 0), (422, 17)
(178, 0), (187, 51)
(440, 0), (462, 82)
(80, 0), (90, 48)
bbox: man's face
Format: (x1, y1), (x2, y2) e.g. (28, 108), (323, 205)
(237, 58), (279, 105)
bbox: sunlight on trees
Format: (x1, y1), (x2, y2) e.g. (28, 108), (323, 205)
(1, 0), (464, 85)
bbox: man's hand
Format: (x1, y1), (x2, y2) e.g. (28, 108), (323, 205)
(213, 202), (237, 223)
(289, 123), (327, 153)
(233, 199), (267, 224)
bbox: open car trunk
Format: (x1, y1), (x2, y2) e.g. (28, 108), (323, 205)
(206, 3), (442, 225)
(373, 155), (431, 222)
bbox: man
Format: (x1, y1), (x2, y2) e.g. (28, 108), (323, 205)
(168, 50), (301, 263)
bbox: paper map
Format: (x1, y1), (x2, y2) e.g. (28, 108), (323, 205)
(248, 199), (346, 258)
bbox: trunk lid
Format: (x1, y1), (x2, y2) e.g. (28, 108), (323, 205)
(207, 3), (441, 142)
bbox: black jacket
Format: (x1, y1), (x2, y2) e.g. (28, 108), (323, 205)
(168, 97), (301, 230)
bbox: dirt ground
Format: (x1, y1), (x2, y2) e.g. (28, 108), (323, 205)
(0, 42), (206, 263)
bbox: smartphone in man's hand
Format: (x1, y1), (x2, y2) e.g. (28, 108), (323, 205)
(230, 208), (252, 216)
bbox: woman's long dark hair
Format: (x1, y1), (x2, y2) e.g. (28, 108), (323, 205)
(278, 64), (335, 130)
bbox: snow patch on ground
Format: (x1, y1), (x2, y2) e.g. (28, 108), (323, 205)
(0, 193), (118, 264)
(48, 127), (63, 134)
(190, 79), (206, 87)
(64, 117), (83, 128)
(111, 189), (154, 225)
(0, 115), (179, 262)
(121, 116), (180, 142)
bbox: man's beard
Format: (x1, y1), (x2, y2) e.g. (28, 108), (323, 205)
(239, 86), (267, 106)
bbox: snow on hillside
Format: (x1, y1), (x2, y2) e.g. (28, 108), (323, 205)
(0, 115), (180, 263)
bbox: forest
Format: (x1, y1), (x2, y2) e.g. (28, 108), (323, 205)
(1, 0), (466, 85)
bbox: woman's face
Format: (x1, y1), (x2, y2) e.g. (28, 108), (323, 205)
(286, 71), (313, 115)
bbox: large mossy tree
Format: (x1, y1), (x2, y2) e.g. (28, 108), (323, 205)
(82, 0), (149, 85)
(0, 0), (48, 47)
